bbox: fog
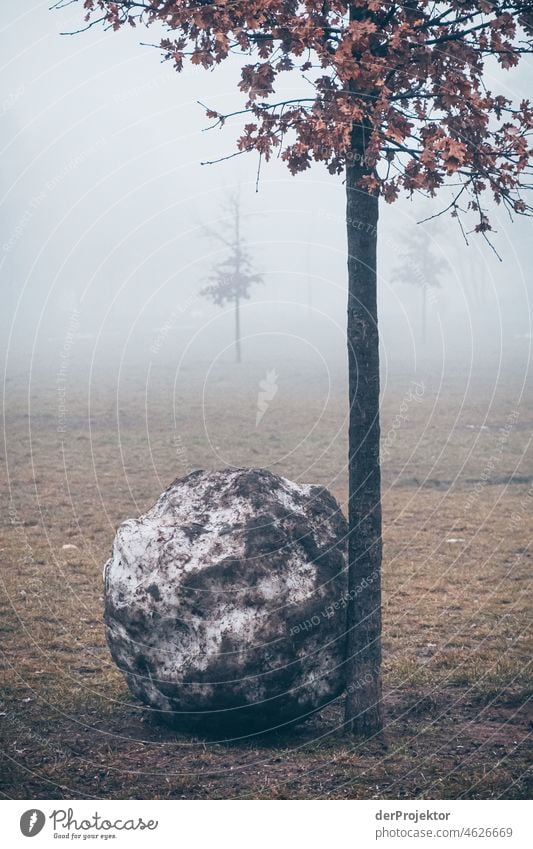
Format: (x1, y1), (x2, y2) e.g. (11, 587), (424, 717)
(1, 0), (532, 389)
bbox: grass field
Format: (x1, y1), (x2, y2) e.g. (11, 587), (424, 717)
(1, 353), (531, 799)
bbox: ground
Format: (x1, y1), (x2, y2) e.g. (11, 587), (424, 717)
(1, 352), (531, 799)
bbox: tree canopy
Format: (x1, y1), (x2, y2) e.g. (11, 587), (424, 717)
(66, 2), (532, 233)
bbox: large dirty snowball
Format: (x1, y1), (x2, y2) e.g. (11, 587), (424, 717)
(104, 468), (348, 734)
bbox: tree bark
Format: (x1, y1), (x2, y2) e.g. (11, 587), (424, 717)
(343, 158), (384, 737)
(235, 295), (242, 363)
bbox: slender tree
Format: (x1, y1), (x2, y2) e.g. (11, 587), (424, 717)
(61, 0), (533, 737)
(201, 195), (262, 363)
(393, 224), (449, 343)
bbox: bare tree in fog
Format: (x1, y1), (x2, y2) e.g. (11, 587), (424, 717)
(201, 196), (262, 364)
(393, 227), (449, 344)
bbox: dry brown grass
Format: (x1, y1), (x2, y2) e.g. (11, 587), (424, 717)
(1, 358), (531, 799)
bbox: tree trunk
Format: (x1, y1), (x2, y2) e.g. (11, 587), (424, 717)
(343, 158), (384, 737)
(235, 295), (242, 363)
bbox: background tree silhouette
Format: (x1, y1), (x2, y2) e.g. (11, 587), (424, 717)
(61, 0), (533, 737)
(201, 196), (262, 364)
(393, 224), (450, 343)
